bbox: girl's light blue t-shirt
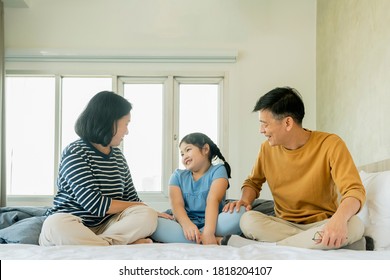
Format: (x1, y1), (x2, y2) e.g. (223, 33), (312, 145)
(169, 163), (229, 228)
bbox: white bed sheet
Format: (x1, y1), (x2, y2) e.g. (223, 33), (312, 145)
(1, 243), (390, 260)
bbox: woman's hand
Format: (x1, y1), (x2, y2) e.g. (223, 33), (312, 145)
(181, 221), (201, 244)
(107, 200), (146, 214)
(158, 212), (174, 220)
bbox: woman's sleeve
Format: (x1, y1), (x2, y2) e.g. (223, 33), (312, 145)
(59, 151), (111, 217)
(121, 154), (141, 202)
(122, 170), (141, 202)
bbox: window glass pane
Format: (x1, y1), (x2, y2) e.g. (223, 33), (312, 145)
(123, 84), (163, 192)
(4, 75), (223, 202)
(5, 77), (55, 195)
(61, 77), (112, 150)
(178, 84), (219, 168)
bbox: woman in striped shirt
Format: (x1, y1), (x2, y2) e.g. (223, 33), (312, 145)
(39, 91), (164, 246)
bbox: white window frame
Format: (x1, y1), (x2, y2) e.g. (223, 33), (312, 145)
(117, 75), (227, 205)
(172, 76), (227, 166)
(3, 64), (230, 209)
(4, 73), (117, 206)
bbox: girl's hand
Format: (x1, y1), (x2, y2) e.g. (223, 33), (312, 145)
(158, 212), (174, 220)
(201, 232), (218, 245)
(182, 221), (201, 244)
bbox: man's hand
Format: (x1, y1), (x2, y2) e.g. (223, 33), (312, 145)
(318, 216), (349, 248)
(223, 200), (252, 213)
(314, 196), (361, 248)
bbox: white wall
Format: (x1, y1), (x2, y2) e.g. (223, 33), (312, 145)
(317, 0), (390, 167)
(4, 0), (317, 205)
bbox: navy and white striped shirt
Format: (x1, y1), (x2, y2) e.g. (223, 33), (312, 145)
(46, 139), (141, 227)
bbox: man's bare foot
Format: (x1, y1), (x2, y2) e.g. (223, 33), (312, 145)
(131, 238), (153, 245)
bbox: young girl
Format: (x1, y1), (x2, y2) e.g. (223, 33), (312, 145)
(151, 132), (245, 245)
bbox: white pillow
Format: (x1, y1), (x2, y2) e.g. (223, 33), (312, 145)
(359, 170), (390, 249)
(356, 198), (369, 227)
(365, 225), (390, 250)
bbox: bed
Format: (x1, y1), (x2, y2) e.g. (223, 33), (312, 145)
(1, 159), (390, 262)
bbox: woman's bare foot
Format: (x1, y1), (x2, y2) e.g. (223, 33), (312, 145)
(216, 236), (223, 245)
(131, 238), (153, 245)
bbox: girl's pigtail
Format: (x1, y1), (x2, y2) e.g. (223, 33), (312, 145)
(210, 142), (231, 179)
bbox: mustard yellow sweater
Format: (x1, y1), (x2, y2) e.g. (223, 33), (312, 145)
(243, 131), (366, 224)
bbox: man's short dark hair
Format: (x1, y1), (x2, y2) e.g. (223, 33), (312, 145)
(253, 87), (305, 125)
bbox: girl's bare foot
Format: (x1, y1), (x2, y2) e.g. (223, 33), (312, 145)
(131, 238), (153, 245)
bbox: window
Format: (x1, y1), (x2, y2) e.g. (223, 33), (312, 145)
(4, 74), (225, 205)
(61, 77), (113, 150)
(5, 76), (112, 199)
(123, 83), (164, 192)
(177, 81), (220, 168)
(5, 77), (56, 196)
(119, 77), (222, 196)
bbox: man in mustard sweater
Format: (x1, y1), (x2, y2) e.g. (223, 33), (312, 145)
(223, 87), (369, 250)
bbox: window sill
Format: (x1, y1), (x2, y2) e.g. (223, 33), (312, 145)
(6, 193), (170, 212)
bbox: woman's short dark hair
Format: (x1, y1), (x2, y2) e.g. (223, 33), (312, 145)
(253, 87), (305, 125)
(75, 91), (132, 146)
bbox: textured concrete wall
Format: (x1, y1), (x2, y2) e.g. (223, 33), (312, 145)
(317, 0), (390, 166)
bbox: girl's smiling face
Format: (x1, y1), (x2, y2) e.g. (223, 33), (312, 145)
(179, 142), (210, 173)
